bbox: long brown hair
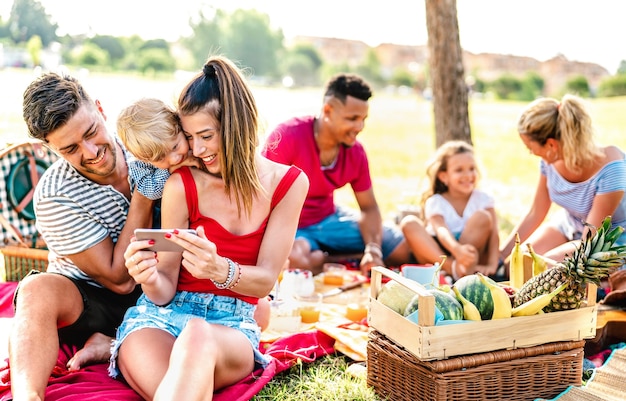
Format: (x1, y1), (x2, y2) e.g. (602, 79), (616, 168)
(178, 56), (262, 217)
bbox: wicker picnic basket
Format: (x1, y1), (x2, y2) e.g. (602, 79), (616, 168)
(367, 330), (584, 401)
(1, 245), (48, 281)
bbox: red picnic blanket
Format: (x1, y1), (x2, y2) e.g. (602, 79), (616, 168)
(0, 282), (336, 401)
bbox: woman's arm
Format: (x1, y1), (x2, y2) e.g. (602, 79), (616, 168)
(353, 188), (384, 274)
(499, 174), (552, 259)
(584, 190), (624, 236)
(483, 207), (501, 274)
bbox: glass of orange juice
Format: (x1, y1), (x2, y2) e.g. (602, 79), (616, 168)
(323, 263), (346, 285)
(346, 291), (369, 322)
(296, 292), (323, 324)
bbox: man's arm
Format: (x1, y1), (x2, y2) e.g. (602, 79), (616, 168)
(69, 192), (155, 293)
(354, 188), (384, 273)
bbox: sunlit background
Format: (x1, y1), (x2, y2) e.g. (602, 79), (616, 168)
(1, 0), (624, 73)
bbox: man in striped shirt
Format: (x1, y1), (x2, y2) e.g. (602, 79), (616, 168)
(9, 72), (155, 401)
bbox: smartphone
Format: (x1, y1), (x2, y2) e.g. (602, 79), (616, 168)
(134, 228), (197, 252)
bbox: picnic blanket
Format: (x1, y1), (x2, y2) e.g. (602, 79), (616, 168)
(538, 343), (626, 401)
(0, 281), (365, 400)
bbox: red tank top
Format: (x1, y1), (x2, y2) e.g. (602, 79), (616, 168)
(174, 166), (302, 304)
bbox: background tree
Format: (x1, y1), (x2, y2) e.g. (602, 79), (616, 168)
(137, 48), (176, 76)
(0, 16), (9, 39)
(8, 0), (57, 46)
(184, 8), (224, 68)
(184, 8), (283, 79)
(282, 42), (324, 86)
(26, 34), (42, 66)
(355, 49), (384, 88)
(597, 75), (626, 97)
(564, 75), (590, 98)
(617, 60), (626, 75)
(425, 0), (471, 146)
(117, 35), (148, 71)
(490, 74), (522, 100)
(390, 67), (417, 89)
(222, 9), (283, 79)
(88, 35), (126, 64)
(71, 42), (109, 68)
(283, 49), (321, 87)
(522, 71), (545, 99)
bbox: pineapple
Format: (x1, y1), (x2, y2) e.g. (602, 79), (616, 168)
(514, 216), (626, 312)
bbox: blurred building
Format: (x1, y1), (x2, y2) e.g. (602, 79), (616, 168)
(292, 36), (611, 96)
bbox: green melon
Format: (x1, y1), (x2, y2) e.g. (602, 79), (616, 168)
(377, 280), (417, 315)
(404, 288), (463, 321)
(453, 274), (494, 320)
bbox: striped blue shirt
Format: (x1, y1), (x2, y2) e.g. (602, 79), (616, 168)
(541, 151), (626, 239)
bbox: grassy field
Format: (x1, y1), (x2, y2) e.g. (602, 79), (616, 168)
(3, 68), (626, 400)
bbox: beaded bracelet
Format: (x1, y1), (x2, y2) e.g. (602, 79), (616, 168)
(212, 257), (237, 289)
(229, 262), (242, 289)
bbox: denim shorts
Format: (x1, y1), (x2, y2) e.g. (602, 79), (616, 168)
(548, 209), (583, 242)
(548, 209), (626, 248)
(296, 207), (404, 257)
(109, 291), (270, 378)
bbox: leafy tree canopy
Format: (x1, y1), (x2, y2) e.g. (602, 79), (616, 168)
(9, 0), (57, 46)
(184, 8), (283, 78)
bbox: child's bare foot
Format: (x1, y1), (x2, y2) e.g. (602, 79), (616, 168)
(66, 332), (113, 371)
(452, 260), (468, 280)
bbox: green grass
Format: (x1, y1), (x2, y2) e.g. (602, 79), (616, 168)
(253, 356), (379, 400)
(4, 68), (626, 400)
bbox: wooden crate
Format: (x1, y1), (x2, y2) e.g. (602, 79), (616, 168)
(368, 265), (598, 361)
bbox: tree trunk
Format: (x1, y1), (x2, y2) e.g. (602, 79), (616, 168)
(425, 0), (471, 147)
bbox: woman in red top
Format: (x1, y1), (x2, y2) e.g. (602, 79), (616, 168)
(109, 56), (309, 400)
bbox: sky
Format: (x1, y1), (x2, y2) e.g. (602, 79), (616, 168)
(2, 0), (625, 74)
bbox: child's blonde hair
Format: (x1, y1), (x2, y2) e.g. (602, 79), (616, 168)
(117, 98), (181, 163)
(420, 140), (477, 209)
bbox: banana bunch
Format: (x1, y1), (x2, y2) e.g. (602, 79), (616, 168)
(453, 286), (482, 321)
(509, 232), (525, 289)
(526, 243), (547, 277)
(477, 273), (511, 319)
(511, 282), (568, 316)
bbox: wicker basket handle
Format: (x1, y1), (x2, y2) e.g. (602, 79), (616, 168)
(0, 212), (27, 247)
